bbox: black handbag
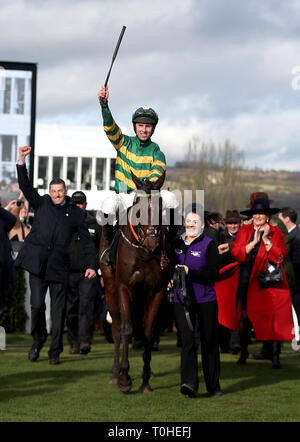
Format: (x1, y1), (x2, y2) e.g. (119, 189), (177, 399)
(258, 255), (283, 288)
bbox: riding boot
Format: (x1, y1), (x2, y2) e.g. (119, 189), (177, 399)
(100, 223), (115, 266)
(271, 340), (282, 369)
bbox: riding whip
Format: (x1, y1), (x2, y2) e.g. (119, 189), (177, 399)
(104, 26), (126, 87)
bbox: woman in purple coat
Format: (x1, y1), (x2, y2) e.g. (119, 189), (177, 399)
(173, 204), (222, 398)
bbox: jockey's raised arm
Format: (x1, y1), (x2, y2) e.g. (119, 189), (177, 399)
(98, 85), (126, 153)
(98, 84), (166, 193)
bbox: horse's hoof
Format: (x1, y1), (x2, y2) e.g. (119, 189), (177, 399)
(141, 371), (155, 379)
(139, 385), (153, 393)
(118, 383), (132, 393)
(117, 375), (132, 393)
(109, 377), (118, 385)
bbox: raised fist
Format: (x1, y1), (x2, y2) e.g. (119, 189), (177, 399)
(98, 85), (109, 103)
(18, 146), (31, 161)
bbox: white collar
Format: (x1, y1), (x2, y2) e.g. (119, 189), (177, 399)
(181, 232), (201, 244)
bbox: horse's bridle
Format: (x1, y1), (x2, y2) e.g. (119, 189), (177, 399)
(128, 206), (161, 253)
(121, 192), (162, 254)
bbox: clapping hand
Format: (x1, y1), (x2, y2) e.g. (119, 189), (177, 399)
(260, 223), (270, 239)
(253, 227), (264, 245)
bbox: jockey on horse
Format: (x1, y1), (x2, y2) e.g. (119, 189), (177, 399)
(97, 85), (178, 266)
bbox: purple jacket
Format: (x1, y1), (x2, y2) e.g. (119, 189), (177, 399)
(173, 234), (217, 304)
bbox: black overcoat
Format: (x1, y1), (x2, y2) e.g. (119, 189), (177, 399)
(15, 164), (97, 282)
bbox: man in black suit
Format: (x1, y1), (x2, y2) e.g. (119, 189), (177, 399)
(0, 204), (16, 318)
(15, 146), (97, 365)
(66, 191), (102, 356)
(279, 207), (300, 322)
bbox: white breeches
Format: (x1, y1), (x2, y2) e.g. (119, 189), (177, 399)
(98, 190), (179, 216)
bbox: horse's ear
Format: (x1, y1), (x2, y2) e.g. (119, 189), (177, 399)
(130, 170), (143, 189)
(152, 172), (165, 190)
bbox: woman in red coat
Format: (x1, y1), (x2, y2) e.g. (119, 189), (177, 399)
(218, 197), (294, 368)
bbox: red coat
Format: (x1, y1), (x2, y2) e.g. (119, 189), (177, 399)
(215, 223), (295, 341)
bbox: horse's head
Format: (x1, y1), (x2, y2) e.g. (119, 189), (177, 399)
(128, 171), (166, 253)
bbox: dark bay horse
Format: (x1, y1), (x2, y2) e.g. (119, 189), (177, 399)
(99, 172), (174, 393)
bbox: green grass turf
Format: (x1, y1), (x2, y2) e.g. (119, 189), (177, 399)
(0, 332), (300, 422)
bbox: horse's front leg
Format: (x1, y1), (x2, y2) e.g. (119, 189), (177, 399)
(140, 338), (153, 393)
(109, 320), (121, 384)
(100, 264), (120, 385)
(139, 290), (164, 393)
(117, 284), (133, 393)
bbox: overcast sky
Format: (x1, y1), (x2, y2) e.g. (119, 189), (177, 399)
(2, 0), (300, 170)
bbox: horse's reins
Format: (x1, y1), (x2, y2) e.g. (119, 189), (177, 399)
(129, 207), (140, 243)
(173, 266), (194, 332)
(120, 228), (145, 250)
(120, 194), (168, 268)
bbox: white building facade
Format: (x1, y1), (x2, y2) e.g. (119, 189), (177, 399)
(34, 123), (117, 211)
(0, 68), (32, 186)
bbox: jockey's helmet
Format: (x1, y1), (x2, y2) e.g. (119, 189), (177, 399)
(132, 107), (159, 126)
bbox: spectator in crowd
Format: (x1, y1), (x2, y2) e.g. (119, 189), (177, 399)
(66, 191), (101, 355)
(1, 197), (32, 331)
(172, 203), (222, 398)
(278, 207), (300, 293)
(6, 197), (31, 245)
(229, 197), (294, 368)
(0, 202), (16, 318)
(204, 211), (224, 244)
(207, 212), (224, 232)
(203, 211), (219, 244)
(278, 207), (300, 322)
(15, 146), (97, 365)
(217, 210), (242, 354)
(244, 194), (295, 361)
